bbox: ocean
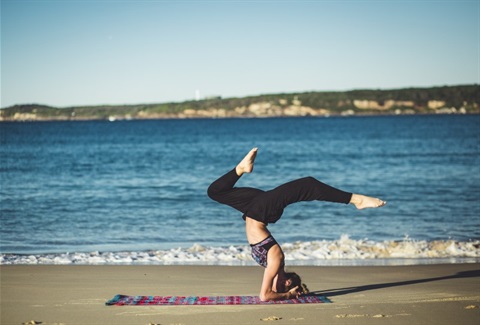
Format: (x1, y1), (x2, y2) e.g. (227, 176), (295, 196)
(1, 115), (479, 265)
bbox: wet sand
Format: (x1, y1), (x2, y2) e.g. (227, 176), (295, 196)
(1, 264), (479, 325)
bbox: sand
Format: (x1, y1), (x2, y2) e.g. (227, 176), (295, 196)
(1, 263), (479, 325)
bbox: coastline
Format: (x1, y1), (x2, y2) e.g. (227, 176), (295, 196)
(2, 264), (479, 325)
(1, 111), (478, 123)
(1, 84), (478, 122)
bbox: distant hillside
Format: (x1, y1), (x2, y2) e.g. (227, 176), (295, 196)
(1, 85), (478, 121)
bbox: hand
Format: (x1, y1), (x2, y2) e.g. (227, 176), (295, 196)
(287, 286), (300, 299)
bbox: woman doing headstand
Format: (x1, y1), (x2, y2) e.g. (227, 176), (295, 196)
(207, 148), (386, 301)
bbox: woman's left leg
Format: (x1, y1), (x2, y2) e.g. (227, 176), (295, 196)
(269, 176), (352, 206)
(242, 176), (352, 224)
(264, 176), (385, 210)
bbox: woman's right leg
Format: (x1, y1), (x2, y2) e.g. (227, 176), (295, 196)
(207, 148), (264, 214)
(235, 147), (258, 176)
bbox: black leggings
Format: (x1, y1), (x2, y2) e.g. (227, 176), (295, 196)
(207, 168), (352, 224)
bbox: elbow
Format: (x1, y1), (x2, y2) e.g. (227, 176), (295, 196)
(259, 290), (269, 302)
(259, 293), (269, 302)
(259, 291), (273, 302)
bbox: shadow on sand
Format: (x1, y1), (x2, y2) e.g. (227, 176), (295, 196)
(306, 269), (480, 298)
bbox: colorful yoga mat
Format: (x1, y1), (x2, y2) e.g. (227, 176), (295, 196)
(106, 294), (331, 306)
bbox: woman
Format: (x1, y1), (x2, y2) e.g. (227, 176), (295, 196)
(207, 148), (386, 301)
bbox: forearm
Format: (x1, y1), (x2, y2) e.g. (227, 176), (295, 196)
(259, 290), (294, 302)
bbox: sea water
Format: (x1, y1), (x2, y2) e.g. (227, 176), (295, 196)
(1, 115), (479, 265)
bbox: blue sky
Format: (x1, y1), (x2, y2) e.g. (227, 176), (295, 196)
(1, 0), (479, 108)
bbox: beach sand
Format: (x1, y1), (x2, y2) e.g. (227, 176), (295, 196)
(1, 264), (479, 325)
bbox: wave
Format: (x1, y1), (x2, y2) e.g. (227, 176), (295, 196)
(1, 235), (479, 266)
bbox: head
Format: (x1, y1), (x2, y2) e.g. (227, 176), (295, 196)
(280, 272), (309, 294)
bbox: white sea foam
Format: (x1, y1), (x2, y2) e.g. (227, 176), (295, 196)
(1, 236), (479, 266)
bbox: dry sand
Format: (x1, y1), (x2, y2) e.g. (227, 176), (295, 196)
(1, 263), (479, 325)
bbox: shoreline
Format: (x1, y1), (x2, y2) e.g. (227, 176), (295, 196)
(2, 237), (479, 266)
(2, 264), (479, 325)
(1, 111), (478, 123)
(2, 257), (480, 267)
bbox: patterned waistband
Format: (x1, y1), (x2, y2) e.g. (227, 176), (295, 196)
(250, 235), (275, 248)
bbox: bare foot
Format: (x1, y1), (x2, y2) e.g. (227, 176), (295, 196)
(236, 148), (258, 176)
(350, 194), (386, 210)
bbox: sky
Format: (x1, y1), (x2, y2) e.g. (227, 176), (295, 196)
(1, 0), (479, 108)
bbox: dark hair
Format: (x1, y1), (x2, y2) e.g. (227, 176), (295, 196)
(284, 272), (309, 294)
